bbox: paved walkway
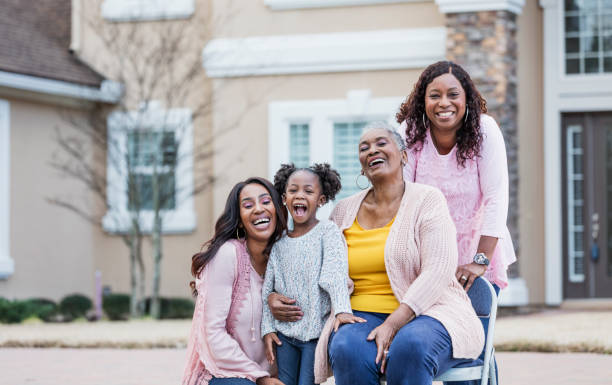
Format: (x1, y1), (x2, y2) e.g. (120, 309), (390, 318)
(1, 349), (611, 385)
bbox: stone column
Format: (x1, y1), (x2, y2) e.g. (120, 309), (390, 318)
(436, 0), (528, 305)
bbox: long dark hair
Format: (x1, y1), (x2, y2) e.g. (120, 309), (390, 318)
(189, 177), (287, 293)
(396, 61), (487, 167)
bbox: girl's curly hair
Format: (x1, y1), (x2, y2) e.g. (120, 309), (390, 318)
(274, 163), (342, 203)
(396, 61), (487, 167)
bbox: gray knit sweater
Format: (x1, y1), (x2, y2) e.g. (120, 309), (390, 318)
(261, 220), (352, 341)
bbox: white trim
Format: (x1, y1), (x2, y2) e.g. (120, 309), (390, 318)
(541, 0), (612, 304)
(0, 71), (121, 103)
(566, 125), (585, 283)
(0, 99), (14, 279)
(268, 91), (403, 219)
(265, 0), (424, 10)
(435, 0), (524, 14)
(498, 278), (529, 306)
(203, 28), (446, 78)
(102, 103), (196, 234)
(101, 0), (194, 22)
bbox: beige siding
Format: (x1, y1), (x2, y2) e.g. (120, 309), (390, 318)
(517, 1), (545, 304)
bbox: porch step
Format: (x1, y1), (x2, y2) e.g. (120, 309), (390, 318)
(560, 298), (612, 311)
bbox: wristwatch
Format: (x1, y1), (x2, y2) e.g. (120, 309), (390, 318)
(473, 252), (490, 266)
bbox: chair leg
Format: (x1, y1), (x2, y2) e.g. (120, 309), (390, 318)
(489, 357), (497, 385)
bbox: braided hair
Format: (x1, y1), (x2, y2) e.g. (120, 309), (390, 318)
(273, 162), (342, 203)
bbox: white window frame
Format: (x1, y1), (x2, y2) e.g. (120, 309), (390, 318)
(0, 99), (14, 278)
(541, 0), (612, 304)
(102, 103), (195, 234)
(101, 0), (195, 22)
(268, 90), (403, 219)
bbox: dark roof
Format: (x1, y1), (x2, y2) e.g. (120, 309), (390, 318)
(0, 0), (104, 87)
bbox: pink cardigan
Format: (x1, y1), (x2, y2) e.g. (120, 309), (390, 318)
(313, 182), (484, 384)
(183, 240), (270, 385)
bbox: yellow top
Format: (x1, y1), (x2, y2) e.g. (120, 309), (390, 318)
(344, 217), (399, 314)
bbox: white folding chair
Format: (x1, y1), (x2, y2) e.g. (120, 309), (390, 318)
(433, 276), (498, 385)
(380, 276), (498, 385)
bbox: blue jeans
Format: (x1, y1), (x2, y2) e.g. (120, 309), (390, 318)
(209, 377), (255, 385)
(446, 283), (501, 385)
(329, 311), (474, 385)
(277, 332), (318, 385)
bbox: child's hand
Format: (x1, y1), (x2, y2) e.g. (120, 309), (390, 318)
(263, 332), (282, 365)
(333, 312), (366, 332)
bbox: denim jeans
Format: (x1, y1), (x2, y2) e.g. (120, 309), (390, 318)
(446, 283), (501, 385)
(276, 332), (318, 385)
(209, 377), (256, 385)
(328, 311), (475, 385)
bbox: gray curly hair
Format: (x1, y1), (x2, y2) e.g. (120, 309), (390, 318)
(361, 121), (407, 152)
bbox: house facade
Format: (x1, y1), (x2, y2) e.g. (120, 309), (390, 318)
(1, 0), (611, 306)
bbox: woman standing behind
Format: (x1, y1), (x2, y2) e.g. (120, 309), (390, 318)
(397, 61), (516, 293)
(183, 177), (286, 385)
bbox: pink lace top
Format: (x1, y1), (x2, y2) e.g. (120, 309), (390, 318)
(402, 114), (516, 288)
(182, 240), (270, 385)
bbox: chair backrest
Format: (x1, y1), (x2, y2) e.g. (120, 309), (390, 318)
(466, 276), (494, 317)
(466, 277), (498, 385)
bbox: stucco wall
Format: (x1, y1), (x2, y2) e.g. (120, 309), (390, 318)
(517, 1), (545, 304)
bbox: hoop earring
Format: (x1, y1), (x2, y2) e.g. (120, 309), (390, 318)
(236, 227), (246, 241)
(355, 172), (370, 190)
(464, 106), (469, 123)
(422, 113), (428, 129)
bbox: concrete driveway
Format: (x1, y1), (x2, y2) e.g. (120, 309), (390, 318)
(2, 348), (611, 385)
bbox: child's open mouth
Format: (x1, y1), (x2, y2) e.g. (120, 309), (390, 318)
(293, 204), (307, 217)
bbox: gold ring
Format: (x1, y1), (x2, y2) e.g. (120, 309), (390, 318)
(460, 275), (467, 281)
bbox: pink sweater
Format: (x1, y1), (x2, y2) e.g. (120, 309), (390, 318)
(182, 240), (271, 385)
(402, 114), (516, 288)
(313, 183), (484, 384)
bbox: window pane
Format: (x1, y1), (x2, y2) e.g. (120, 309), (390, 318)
(585, 57), (600, 72)
(128, 131), (177, 167)
(128, 172), (176, 211)
(573, 154), (583, 174)
(574, 203), (583, 224)
(566, 58), (580, 73)
(603, 15), (612, 31)
(289, 123), (310, 168)
(604, 36), (612, 52)
(565, 0), (580, 11)
(566, 37), (580, 53)
(605, 56), (612, 72)
(582, 35), (600, 54)
(566, 16), (581, 33)
(333, 121), (368, 201)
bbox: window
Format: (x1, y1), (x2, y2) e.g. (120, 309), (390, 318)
(268, 91), (402, 218)
(566, 124), (585, 282)
(564, 0), (612, 74)
(103, 103), (195, 233)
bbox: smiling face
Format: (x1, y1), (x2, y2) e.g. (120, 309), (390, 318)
(238, 183), (277, 243)
(358, 128), (407, 182)
(424, 72), (467, 134)
(283, 170), (325, 228)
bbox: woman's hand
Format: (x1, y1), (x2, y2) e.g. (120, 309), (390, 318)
(263, 332), (281, 365)
(256, 376), (285, 385)
(268, 292), (303, 322)
(366, 304), (414, 374)
(456, 262), (487, 291)
(333, 312), (366, 332)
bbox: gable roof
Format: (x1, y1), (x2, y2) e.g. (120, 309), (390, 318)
(0, 0), (104, 87)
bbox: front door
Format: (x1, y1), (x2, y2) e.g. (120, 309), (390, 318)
(563, 112), (612, 298)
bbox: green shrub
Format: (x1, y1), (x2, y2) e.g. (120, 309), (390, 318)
(59, 294), (92, 319)
(103, 293), (130, 320)
(163, 297), (194, 319)
(26, 298), (58, 322)
(0, 298), (38, 323)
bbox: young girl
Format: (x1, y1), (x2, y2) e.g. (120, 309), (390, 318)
(261, 163), (364, 385)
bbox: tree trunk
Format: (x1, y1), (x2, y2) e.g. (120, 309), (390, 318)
(150, 153), (163, 319)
